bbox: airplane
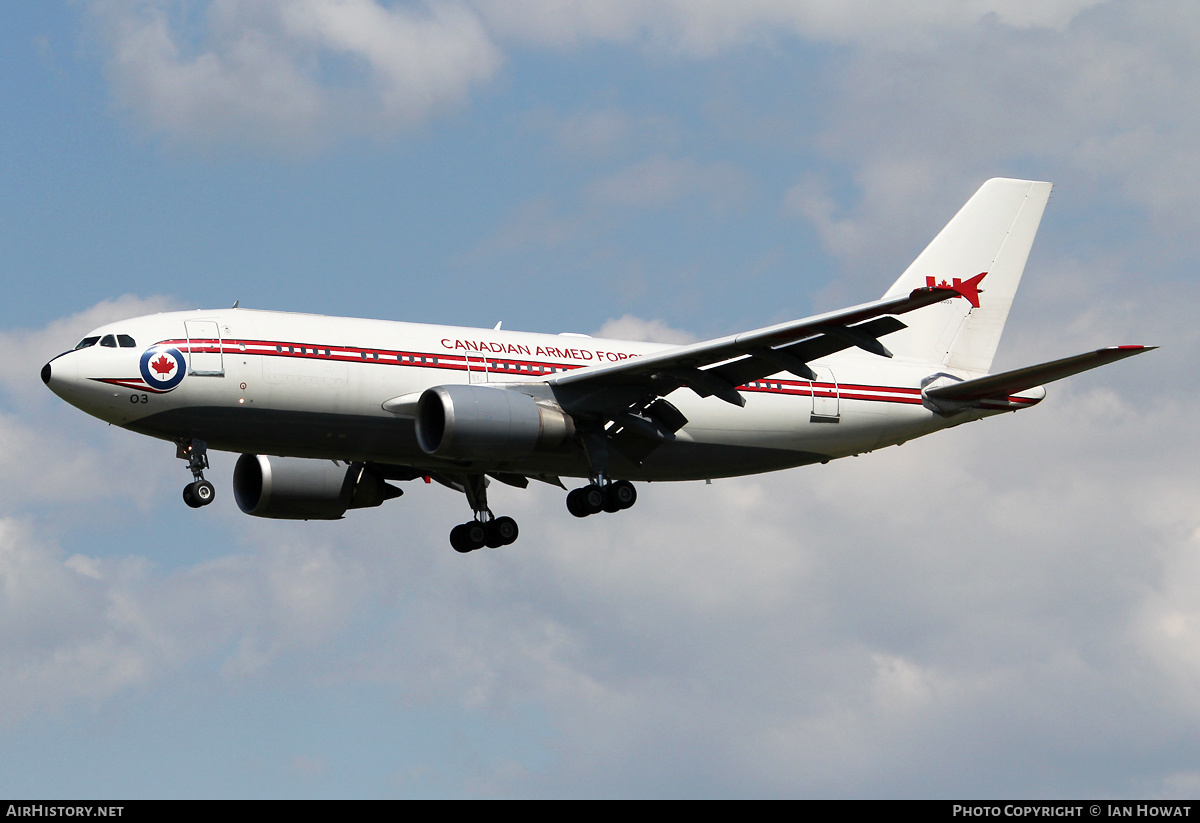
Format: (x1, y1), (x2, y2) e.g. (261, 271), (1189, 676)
(42, 178), (1152, 553)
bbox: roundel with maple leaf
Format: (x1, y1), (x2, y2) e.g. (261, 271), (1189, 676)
(139, 346), (186, 392)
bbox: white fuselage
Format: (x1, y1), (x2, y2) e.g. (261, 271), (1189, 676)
(45, 308), (1018, 482)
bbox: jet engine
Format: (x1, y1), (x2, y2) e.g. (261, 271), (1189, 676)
(233, 454), (401, 520)
(415, 384), (575, 460)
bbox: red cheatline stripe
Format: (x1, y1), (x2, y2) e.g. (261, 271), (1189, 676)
(91, 377), (174, 394)
(158, 338), (584, 376)
(838, 382), (922, 395)
(150, 337), (1041, 408)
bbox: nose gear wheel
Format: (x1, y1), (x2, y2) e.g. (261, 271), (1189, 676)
(177, 439), (216, 508)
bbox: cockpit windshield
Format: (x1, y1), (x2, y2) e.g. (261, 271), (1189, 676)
(74, 334), (136, 350)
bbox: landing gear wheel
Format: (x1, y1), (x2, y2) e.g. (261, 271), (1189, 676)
(450, 522), (487, 553)
(566, 488), (590, 518)
(452, 474), (519, 552)
(567, 485), (608, 517)
(608, 480), (636, 510)
(450, 524), (474, 553)
(463, 521), (487, 549)
(193, 479), (216, 506)
(582, 484), (605, 514)
(486, 516), (519, 547)
(484, 522), (505, 549)
(602, 489), (622, 513)
(178, 439), (214, 510)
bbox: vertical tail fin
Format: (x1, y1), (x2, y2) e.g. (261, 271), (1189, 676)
(881, 178), (1052, 373)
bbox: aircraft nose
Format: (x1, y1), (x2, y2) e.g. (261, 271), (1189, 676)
(42, 352), (78, 399)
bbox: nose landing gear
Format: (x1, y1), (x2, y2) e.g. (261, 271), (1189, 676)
(178, 439), (216, 508)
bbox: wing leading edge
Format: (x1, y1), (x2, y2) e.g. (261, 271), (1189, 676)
(540, 282), (981, 464)
(548, 282), (971, 406)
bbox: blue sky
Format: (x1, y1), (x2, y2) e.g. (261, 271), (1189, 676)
(1, 0), (1198, 798)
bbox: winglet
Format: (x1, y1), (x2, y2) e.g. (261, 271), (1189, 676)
(923, 272), (987, 309)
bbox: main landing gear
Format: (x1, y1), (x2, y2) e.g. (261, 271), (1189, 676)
(178, 439), (216, 509)
(449, 475), (519, 553)
(566, 479), (636, 517)
(449, 516), (519, 553)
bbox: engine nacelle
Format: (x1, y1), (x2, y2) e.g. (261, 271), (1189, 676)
(233, 454), (401, 520)
(415, 384), (575, 460)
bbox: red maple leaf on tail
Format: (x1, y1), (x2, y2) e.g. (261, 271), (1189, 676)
(150, 354), (176, 376)
(925, 272), (987, 308)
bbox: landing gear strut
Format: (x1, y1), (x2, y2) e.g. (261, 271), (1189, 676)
(178, 439), (216, 508)
(449, 474), (519, 553)
(566, 478), (636, 518)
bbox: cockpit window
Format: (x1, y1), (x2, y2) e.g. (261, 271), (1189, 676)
(74, 337), (100, 350)
(117, 334), (136, 348)
(100, 335), (118, 348)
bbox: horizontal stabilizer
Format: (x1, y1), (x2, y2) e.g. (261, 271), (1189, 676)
(926, 346), (1154, 403)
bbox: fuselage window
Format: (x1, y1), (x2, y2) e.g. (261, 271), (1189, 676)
(117, 334), (136, 348)
(100, 335), (118, 348)
(74, 337), (100, 350)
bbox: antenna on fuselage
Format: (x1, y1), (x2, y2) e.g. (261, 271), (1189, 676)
(232, 300), (240, 309)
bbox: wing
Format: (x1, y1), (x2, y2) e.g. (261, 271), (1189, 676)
(544, 283), (971, 461)
(551, 284), (964, 401)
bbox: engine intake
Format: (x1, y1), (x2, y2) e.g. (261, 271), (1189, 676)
(415, 384), (574, 460)
(233, 454), (401, 520)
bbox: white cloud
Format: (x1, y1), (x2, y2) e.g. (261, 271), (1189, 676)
(0, 295), (180, 511)
(91, 0), (501, 150)
(5, 266), (1196, 794)
(474, 0), (1106, 55)
(0, 294), (176, 408)
(467, 197), (587, 259)
(593, 314), (695, 344)
(12, 0), (1200, 795)
(782, 2), (1200, 278)
(587, 155), (749, 212)
(0, 518), (164, 723)
(88, 1), (1116, 152)
(88, 0), (1200, 240)
(535, 107), (678, 160)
